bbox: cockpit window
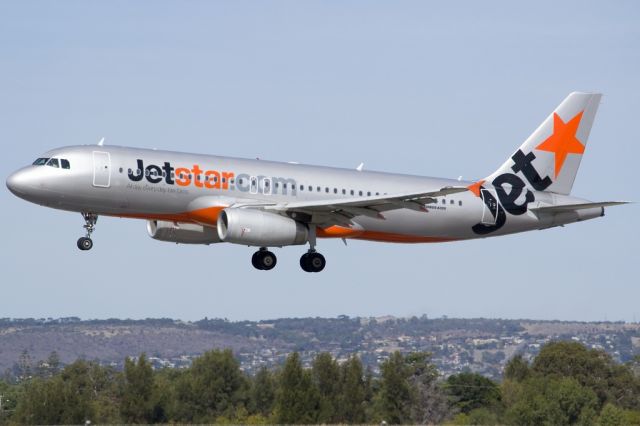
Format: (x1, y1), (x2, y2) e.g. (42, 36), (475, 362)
(46, 158), (59, 168)
(33, 158), (49, 166)
(61, 159), (70, 169)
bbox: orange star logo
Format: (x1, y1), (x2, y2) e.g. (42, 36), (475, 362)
(535, 111), (585, 178)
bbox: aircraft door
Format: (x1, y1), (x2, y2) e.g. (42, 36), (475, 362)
(480, 188), (499, 225)
(92, 151), (111, 188)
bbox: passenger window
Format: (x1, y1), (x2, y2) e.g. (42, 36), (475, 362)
(62, 159), (71, 169)
(300, 185), (304, 191)
(325, 187), (329, 193)
(359, 190), (363, 196)
(367, 191), (371, 196)
(308, 185), (312, 191)
(450, 199), (454, 205)
(334, 188), (337, 194)
(442, 199), (446, 204)
(46, 158), (59, 168)
(459, 201), (462, 206)
(342, 189), (346, 195)
(350, 190), (354, 195)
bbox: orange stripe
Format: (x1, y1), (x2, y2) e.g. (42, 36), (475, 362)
(318, 225), (456, 243)
(467, 180), (485, 197)
(317, 225), (364, 238)
(109, 206), (225, 226)
(109, 212), (456, 243)
(350, 230), (457, 243)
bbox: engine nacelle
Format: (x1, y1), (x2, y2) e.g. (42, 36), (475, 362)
(217, 208), (308, 247)
(147, 220), (221, 244)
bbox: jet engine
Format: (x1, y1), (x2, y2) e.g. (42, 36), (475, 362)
(217, 208), (308, 246)
(147, 220), (221, 244)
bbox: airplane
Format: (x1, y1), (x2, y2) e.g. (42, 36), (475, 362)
(6, 92), (627, 272)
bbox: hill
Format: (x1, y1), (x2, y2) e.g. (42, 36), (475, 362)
(2, 316), (639, 380)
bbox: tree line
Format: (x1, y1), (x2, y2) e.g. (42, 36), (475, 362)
(0, 341), (639, 425)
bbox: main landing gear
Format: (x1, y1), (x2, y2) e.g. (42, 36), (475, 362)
(300, 224), (326, 273)
(250, 225), (327, 273)
(77, 212), (98, 251)
(251, 247), (277, 270)
(299, 250), (326, 273)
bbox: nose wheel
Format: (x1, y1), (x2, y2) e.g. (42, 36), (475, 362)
(77, 213), (98, 251)
(252, 248), (277, 270)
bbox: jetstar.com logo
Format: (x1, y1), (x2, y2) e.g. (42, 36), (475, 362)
(127, 159), (298, 196)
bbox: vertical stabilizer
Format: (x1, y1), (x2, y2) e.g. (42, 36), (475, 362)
(485, 92), (602, 195)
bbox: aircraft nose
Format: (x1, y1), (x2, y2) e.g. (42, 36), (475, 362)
(6, 168), (33, 196)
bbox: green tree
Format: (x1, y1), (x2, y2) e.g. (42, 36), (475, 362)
(274, 352), (318, 424)
(446, 372), (501, 414)
(250, 366), (275, 417)
(13, 360), (118, 424)
(174, 349), (248, 422)
(376, 351), (413, 424)
(339, 355), (366, 423)
(532, 341), (640, 409)
(598, 403), (625, 426)
(311, 352), (341, 423)
(120, 353), (159, 423)
(406, 352), (449, 424)
(504, 376), (598, 426)
(504, 353), (530, 381)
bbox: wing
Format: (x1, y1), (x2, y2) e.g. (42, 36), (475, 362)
(256, 186), (469, 227)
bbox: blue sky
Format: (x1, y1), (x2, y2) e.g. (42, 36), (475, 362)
(0, 1), (638, 322)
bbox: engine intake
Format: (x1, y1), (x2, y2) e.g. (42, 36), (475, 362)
(217, 208), (308, 247)
(147, 220), (220, 244)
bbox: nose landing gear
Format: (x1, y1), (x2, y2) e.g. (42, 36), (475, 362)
(77, 213), (98, 251)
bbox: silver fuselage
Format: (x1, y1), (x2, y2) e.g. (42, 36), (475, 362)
(6, 145), (601, 244)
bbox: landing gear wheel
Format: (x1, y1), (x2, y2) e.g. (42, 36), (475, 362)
(251, 252), (263, 270)
(78, 212), (98, 251)
(252, 249), (277, 271)
(77, 237), (93, 251)
(300, 253), (311, 271)
(300, 251), (326, 273)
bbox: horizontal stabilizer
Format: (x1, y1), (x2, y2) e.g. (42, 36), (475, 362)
(530, 201), (629, 213)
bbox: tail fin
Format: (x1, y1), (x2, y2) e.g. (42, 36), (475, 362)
(486, 92), (602, 195)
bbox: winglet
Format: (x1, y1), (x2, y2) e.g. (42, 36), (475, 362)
(98, 137), (105, 146)
(356, 163), (364, 172)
